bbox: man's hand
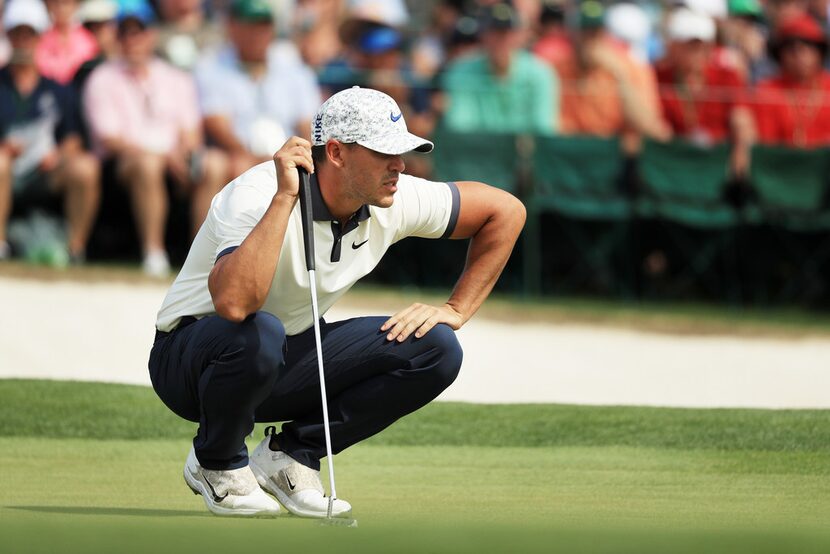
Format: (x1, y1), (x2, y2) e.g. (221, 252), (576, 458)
(38, 149), (60, 172)
(165, 150), (191, 188)
(381, 303), (464, 342)
(273, 136), (314, 200)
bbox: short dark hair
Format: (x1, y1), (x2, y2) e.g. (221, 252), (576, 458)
(312, 145), (327, 167)
(311, 142), (355, 167)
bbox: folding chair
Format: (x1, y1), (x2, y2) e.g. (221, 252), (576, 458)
(524, 135), (631, 296)
(748, 145), (830, 304)
(431, 126), (520, 193)
(637, 140), (738, 300)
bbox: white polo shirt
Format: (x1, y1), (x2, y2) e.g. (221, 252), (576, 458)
(155, 161), (460, 335)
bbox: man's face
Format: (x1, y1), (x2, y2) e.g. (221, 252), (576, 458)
(339, 143), (406, 209)
(84, 19), (117, 51)
(7, 25), (40, 65)
(160, 0), (201, 18)
(46, 0), (79, 27)
(482, 27), (519, 68)
(779, 39), (823, 81)
(672, 39), (711, 74)
(119, 18), (156, 65)
(229, 19), (274, 62)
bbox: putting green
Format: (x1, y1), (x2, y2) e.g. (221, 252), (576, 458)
(1, 380), (829, 553)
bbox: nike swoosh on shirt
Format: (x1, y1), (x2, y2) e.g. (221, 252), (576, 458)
(390, 112), (402, 122)
(352, 239), (369, 250)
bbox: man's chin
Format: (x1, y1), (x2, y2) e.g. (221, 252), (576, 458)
(371, 194), (396, 209)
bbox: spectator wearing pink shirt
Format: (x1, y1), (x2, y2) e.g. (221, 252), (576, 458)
(36, 0), (99, 85)
(83, 0), (228, 277)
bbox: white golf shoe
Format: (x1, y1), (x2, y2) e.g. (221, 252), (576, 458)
(249, 429), (352, 519)
(183, 447), (281, 517)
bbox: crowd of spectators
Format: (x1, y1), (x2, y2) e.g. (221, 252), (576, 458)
(1, 0), (829, 274)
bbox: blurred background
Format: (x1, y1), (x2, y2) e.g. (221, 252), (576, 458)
(1, 0), (830, 309)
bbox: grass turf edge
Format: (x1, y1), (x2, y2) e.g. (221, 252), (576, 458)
(1, 379), (829, 453)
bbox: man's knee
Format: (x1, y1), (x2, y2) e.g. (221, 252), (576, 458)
(59, 154), (100, 192)
(226, 312), (286, 383)
(118, 151), (164, 186)
(420, 324), (463, 390)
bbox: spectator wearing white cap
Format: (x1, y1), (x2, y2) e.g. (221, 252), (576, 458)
(0, 0), (100, 262)
(36, 0), (99, 85)
(655, 7), (755, 174)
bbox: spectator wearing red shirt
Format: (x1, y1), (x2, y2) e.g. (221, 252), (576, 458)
(655, 8), (755, 175)
(753, 14), (830, 147)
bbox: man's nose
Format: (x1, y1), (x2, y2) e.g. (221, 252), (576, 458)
(389, 155), (405, 173)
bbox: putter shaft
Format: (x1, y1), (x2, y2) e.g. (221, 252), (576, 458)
(307, 269), (338, 512)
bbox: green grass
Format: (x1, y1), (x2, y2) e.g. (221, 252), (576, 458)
(1, 379), (829, 553)
(3, 379), (829, 452)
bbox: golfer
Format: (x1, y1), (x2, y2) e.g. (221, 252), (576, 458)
(149, 87), (526, 518)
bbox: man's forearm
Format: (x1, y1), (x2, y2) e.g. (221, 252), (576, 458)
(208, 193), (297, 321)
(446, 201), (525, 323)
(614, 74), (669, 141)
(204, 115), (248, 154)
(209, 137), (312, 321)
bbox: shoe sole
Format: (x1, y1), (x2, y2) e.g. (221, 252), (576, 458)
(183, 466), (280, 518)
(249, 461), (351, 519)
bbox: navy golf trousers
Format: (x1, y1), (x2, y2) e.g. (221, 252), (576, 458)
(148, 312), (463, 471)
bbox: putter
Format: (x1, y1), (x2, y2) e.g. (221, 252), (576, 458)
(297, 167), (358, 528)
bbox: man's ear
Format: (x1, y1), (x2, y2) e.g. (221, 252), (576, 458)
(326, 140), (347, 168)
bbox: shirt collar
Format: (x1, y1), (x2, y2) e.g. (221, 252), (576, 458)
(310, 172), (371, 223)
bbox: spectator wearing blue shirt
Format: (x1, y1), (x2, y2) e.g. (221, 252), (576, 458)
(194, 0), (321, 178)
(0, 0), (99, 262)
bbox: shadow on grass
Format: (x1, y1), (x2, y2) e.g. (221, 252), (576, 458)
(7, 505), (208, 518)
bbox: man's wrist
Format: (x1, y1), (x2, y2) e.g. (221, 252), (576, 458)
(272, 191), (299, 206)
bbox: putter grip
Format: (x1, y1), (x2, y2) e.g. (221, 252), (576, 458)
(297, 168), (315, 271)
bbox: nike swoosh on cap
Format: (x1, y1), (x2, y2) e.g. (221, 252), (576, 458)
(390, 112), (402, 122)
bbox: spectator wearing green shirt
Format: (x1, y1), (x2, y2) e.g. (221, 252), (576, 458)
(439, 3), (558, 135)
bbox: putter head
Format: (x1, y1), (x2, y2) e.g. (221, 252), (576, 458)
(319, 517), (358, 528)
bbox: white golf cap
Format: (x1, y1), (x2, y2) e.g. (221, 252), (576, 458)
(607, 3), (651, 45)
(311, 87), (433, 155)
(667, 8), (716, 42)
(77, 0), (118, 24)
(684, 0), (727, 19)
(3, 0), (50, 33)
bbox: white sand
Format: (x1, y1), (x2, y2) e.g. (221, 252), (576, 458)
(1, 276), (828, 408)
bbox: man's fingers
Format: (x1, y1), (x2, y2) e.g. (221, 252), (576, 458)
(414, 316), (439, 339)
(383, 305), (426, 341)
(395, 308), (432, 342)
(382, 303), (462, 342)
(381, 304), (418, 332)
(385, 304), (436, 342)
